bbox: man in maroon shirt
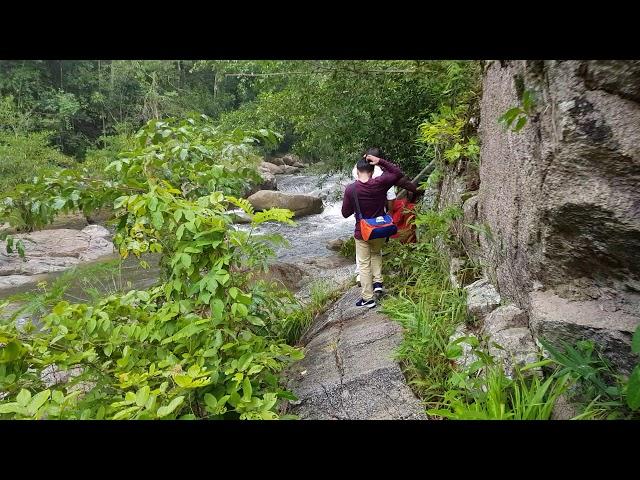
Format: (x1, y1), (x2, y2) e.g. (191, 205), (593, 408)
(342, 153), (406, 308)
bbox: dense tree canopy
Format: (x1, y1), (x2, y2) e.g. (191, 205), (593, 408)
(0, 60), (480, 176)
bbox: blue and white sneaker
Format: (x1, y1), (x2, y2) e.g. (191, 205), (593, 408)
(355, 298), (376, 309)
(373, 282), (384, 293)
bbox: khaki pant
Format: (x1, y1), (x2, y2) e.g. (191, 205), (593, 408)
(355, 238), (385, 301)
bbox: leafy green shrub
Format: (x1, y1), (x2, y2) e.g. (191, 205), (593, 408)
(0, 130), (74, 193)
(339, 236), (355, 258)
(381, 238), (466, 407)
(83, 128), (137, 181)
(418, 104), (480, 167)
(431, 336), (571, 420)
(0, 115), (279, 232)
(540, 333), (640, 420)
(271, 280), (342, 346)
(0, 116), (305, 420)
(414, 204), (463, 244)
(498, 90), (536, 132)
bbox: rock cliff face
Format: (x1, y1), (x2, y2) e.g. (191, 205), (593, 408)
(460, 60), (640, 372)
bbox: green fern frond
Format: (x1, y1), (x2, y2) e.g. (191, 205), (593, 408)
(225, 195), (254, 215)
(252, 208), (295, 226)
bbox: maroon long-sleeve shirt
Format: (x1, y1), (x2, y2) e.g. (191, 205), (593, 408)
(342, 158), (404, 240)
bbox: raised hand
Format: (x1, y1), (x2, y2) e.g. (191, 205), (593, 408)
(365, 154), (381, 165)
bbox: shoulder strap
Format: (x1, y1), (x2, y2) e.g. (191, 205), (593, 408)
(352, 182), (362, 221)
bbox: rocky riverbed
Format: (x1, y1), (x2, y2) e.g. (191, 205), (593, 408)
(0, 225), (116, 293)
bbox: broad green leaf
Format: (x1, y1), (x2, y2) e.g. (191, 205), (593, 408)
(0, 341), (22, 363)
(16, 389), (31, 407)
(152, 211), (164, 229)
(87, 317), (97, 334)
(514, 116), (527, 132)
(174, 375), (193, 388)
(242, 378), (253, 402)
(96, 405), (106, 420)
(0, 403), (22, 414)
(632, 325), (640, 354)
(156, 396), (185, 418)
(27, 389), (51, 415)
(136, 386), (150, 407)
(445, 344), (463, 359)
(204, 393), (217, 409)
(112, 405), (140, 420)
(247, 364), (264, 375)
(238, 353), (254, 372)
(627, 365), (640, 410)
(211, 300), (224, 322)
(52, 390), (65, 404)
(499, 107), (521, 125)
(247, 316), (265, 326)
(176, 224), (185, 240)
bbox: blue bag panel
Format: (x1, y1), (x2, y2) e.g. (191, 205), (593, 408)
(363, 214), (394, 226)
(368, 224), (398, 239)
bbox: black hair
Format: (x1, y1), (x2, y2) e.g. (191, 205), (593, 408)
(356, 157), (374, 173)
(365, 147), (385, 158)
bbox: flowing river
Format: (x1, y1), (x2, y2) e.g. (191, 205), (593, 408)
(243, 173), (354, 262)
(0, 172), (355, 303)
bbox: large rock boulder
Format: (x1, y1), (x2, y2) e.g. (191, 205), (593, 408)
(256, 169), (278, 191)
(488, 327), (540, 379)
(326, 239), (344, 251)
(464, 278), (501, 321)
(475, 60), (640, 369)
(482, 304), (529, 336)
(260, 262), (311, 292)
(85, 207), (114, 225)
(0, 225), (114, 291)
(529, 290), (640, 373)
(244, 166), (277, 197)
(449, 256), (476, 289)
(249, 255), (353, 301)
(482, 302), (539, 378)
(293, 256), (354, 303)
(247, 190), (323, 218)
(448, 323), (479, 370)
(259, 161), (285, 175)
(282, 153), (304, 167)
(472, 60), (640, 371)
(267, 156), (286, 166)
(281, 165), (300, 175)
